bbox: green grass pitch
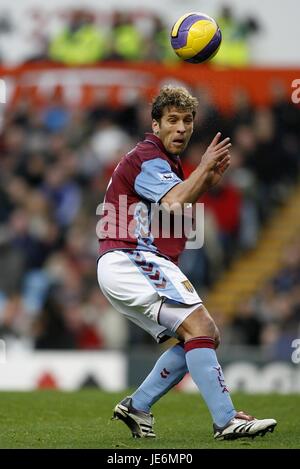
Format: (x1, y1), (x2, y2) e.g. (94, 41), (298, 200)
(0, 390), (299, 449)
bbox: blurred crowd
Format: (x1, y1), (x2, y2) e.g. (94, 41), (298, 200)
(0, 9), (176, 66)
(228, 235), (300, 361)
(0, 77), (300, 355)
(0, 6), (260, 67)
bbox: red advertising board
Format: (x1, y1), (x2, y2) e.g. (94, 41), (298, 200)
(1, 61), (299, 110)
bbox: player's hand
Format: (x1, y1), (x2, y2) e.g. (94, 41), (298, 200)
(200, 132), (231, 188)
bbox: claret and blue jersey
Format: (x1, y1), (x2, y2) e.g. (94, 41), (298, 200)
(98, 133), (189, 264)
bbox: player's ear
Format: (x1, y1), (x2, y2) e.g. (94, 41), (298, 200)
(152, 119), (160, 135)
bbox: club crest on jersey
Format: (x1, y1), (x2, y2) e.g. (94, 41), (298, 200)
(181, 280), (194, 293)
(159, 172), (175, 181)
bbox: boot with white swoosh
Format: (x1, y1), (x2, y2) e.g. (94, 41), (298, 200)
(213, 411), (277, 440)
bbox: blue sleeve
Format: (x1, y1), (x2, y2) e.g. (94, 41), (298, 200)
(134, 158), (182, 203)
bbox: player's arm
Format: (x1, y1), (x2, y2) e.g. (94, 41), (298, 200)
(161, 133), (231, 208)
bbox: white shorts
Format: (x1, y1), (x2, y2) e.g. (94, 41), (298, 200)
(97, 250), (202, 343)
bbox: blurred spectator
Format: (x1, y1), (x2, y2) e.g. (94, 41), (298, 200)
(82, 288), (129, 349)
(0, 294), (29, 339)
(90, 116), (132, 165)
(213, 5), (260, 67)
(62, 298), (103, 350)
(190, 87), (225, 145)
(108, 11), (144, 61)
(10, 208), (51, 270)
(145, 15), (177, 63)
(41, 164), (81, 228)
(33, 287), (78, 349)
(48, 9), (107, 65)
(179, 209), (223, 289)
(227, 147), (259, 250)
(231, 299), (263, 345)
(42, 94), (71, 134)
(229, 88), (254, 129)
(271, 81), (300, 140)
(0, 12), (13, 63)
(201, 178), (242, 266)
(0, 233), (24, 295)
(272, 241), (300, 293)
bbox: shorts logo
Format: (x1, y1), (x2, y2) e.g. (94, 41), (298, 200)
(158, 172), (175, 181)
(181, 280), (194, 293)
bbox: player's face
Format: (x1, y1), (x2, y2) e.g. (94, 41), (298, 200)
(152, 107), (194, 155)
